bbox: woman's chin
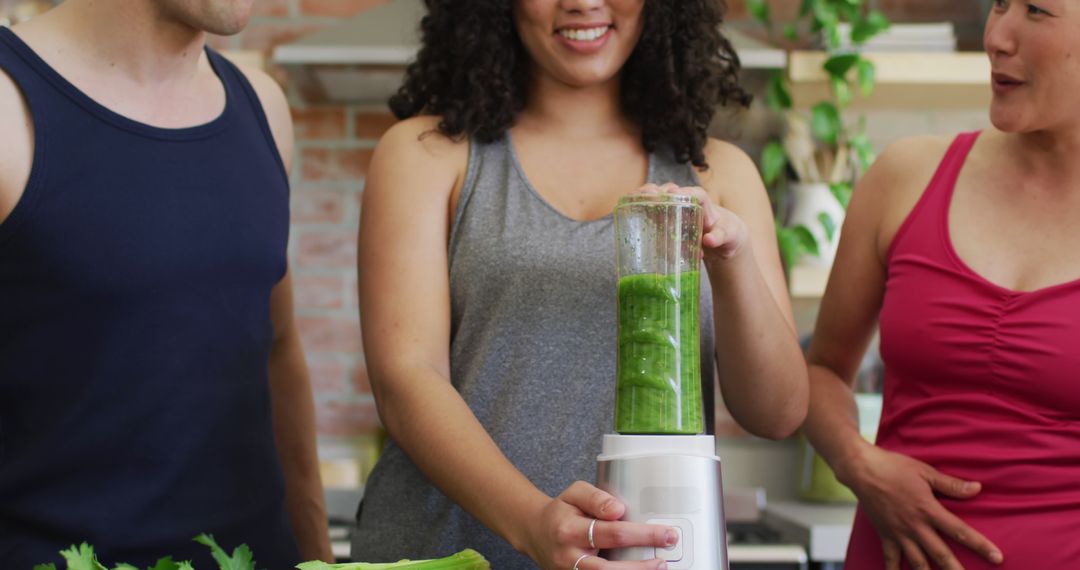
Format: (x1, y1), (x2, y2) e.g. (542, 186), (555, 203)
(988, 107), (1029, 134)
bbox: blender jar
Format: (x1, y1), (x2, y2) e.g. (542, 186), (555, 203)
(613, 193), (704, 435)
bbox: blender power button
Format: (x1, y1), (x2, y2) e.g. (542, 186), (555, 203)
(647, 518), (692, 567)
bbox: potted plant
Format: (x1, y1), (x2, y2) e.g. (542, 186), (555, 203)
(747, 0), (891, 271)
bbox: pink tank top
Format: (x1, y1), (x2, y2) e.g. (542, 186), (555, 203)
(844, 132), (1080, 569)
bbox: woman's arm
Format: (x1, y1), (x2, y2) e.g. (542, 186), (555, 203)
(691, 140), (808, 439)
(358, 118), (671, 570)
(804, 137), (1002, 570)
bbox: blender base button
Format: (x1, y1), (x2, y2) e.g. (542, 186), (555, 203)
(646, 518), (692, 567)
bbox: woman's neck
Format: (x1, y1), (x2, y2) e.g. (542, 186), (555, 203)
(516, 72), (635, 139)
(1007, 123), (1080, 184)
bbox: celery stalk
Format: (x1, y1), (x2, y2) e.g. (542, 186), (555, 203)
(295, 549), (489, 570)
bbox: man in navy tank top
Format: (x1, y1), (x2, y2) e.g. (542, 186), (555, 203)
(0, 0), (332, 567)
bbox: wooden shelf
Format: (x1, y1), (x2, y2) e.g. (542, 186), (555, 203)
(273, 0), (786, 69)
(787, 50), (991, 110)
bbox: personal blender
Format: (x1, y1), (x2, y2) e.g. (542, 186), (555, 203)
(596, 193), (728, 569)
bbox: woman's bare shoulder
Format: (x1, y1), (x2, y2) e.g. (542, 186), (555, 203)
(695, 138), (763, 200)
(865, 134), (954, 209)
(698, 138), (756, 178)
(377, 115), (469, 164)
(875, 134), (954, 178)
(367, 116), (470, 206)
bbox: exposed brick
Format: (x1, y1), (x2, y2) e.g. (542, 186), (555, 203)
(725, 0), (803, 23)
(300, 148), (336, 181)
(300, 0), (387, 18)
(297, 230), (357, 268)
(291, 189), (346, 224)
(240, 22), (323, 53)
(297, 315), (362, 353)
(293, 273), (346, 310)
(293, 106), (347, 140)
(250, 0), (290, 18)
(351, 361), (372, 394)
(301, 147), (374, 181)
(726, 0), (748, 20)
(307, 353), (348, 394)
(877, 0), (982, 23)
(316, 398), (382, 437)
(729, 0), (983, 25)
(354, 110), (397, 140)
(346, 274), (359, 310)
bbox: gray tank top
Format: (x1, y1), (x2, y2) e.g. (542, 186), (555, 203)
(353, 133), (716, 568)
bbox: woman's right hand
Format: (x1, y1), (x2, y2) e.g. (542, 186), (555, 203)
(521, 481), (676, 570)
(842, 445), (1004, 570)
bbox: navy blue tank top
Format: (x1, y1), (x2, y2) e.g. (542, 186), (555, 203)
(0, 28), (300, 569)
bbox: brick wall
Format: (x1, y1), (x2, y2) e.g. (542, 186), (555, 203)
(210, 0), (391, 482)
(726, 0), (988, 49)
(222, 0), (992, 471)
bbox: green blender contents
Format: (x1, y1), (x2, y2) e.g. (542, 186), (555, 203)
(615, 270), (703, 434)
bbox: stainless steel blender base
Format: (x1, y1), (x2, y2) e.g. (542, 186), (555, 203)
(596, 435), (728, 570)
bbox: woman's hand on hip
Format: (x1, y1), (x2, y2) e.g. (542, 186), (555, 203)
(638, 183), (749, 266)
(521, 481), (675, 570)
(843, 445), (1004, 570)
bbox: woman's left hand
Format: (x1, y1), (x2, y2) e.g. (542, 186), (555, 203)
(638, 183), (750, 266)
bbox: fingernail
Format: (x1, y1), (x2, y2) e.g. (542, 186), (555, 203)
(599, 500), (613, 515)
(666, 529), (678, 546)
(990, 551), (1003, 564)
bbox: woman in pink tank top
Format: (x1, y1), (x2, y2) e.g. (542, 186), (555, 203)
(804, 2), (1080, 569)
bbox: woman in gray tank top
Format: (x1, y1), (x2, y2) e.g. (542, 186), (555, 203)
(353, 1), (808, 568)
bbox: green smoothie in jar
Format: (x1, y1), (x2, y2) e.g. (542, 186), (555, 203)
(615, 270), (703, 434)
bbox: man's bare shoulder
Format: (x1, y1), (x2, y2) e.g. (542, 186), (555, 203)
(0, 66), (34, 223)
(232, 62), (294, 172)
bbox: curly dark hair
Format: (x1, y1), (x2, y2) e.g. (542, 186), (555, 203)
(389, 0), (751, 169)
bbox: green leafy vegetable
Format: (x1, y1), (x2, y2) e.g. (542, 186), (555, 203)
(38, 536), (251, 570)
(193, 535), (255, 570)
(39, 538), (488, 570)
(296, 549), (490, 570)
(60, 544), (107, 570)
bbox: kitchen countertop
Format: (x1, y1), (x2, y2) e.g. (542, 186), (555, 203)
(764, 501), (856, 563)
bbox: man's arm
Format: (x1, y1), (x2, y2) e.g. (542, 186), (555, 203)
(240, 62), (333, 563)
(268, 269), (333, 563)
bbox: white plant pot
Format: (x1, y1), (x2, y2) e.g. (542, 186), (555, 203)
(787, 182), (845, 267)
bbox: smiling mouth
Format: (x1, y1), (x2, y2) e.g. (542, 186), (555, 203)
(557, 25), (612, 42)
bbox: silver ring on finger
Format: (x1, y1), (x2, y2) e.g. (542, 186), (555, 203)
(572, 553), (589, 570)
(587, 518), (598, 550)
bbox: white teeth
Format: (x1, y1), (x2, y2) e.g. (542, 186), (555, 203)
(558, 26), (609, 42)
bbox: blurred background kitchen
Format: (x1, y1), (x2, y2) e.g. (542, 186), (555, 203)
(1, 1), (998, 567)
